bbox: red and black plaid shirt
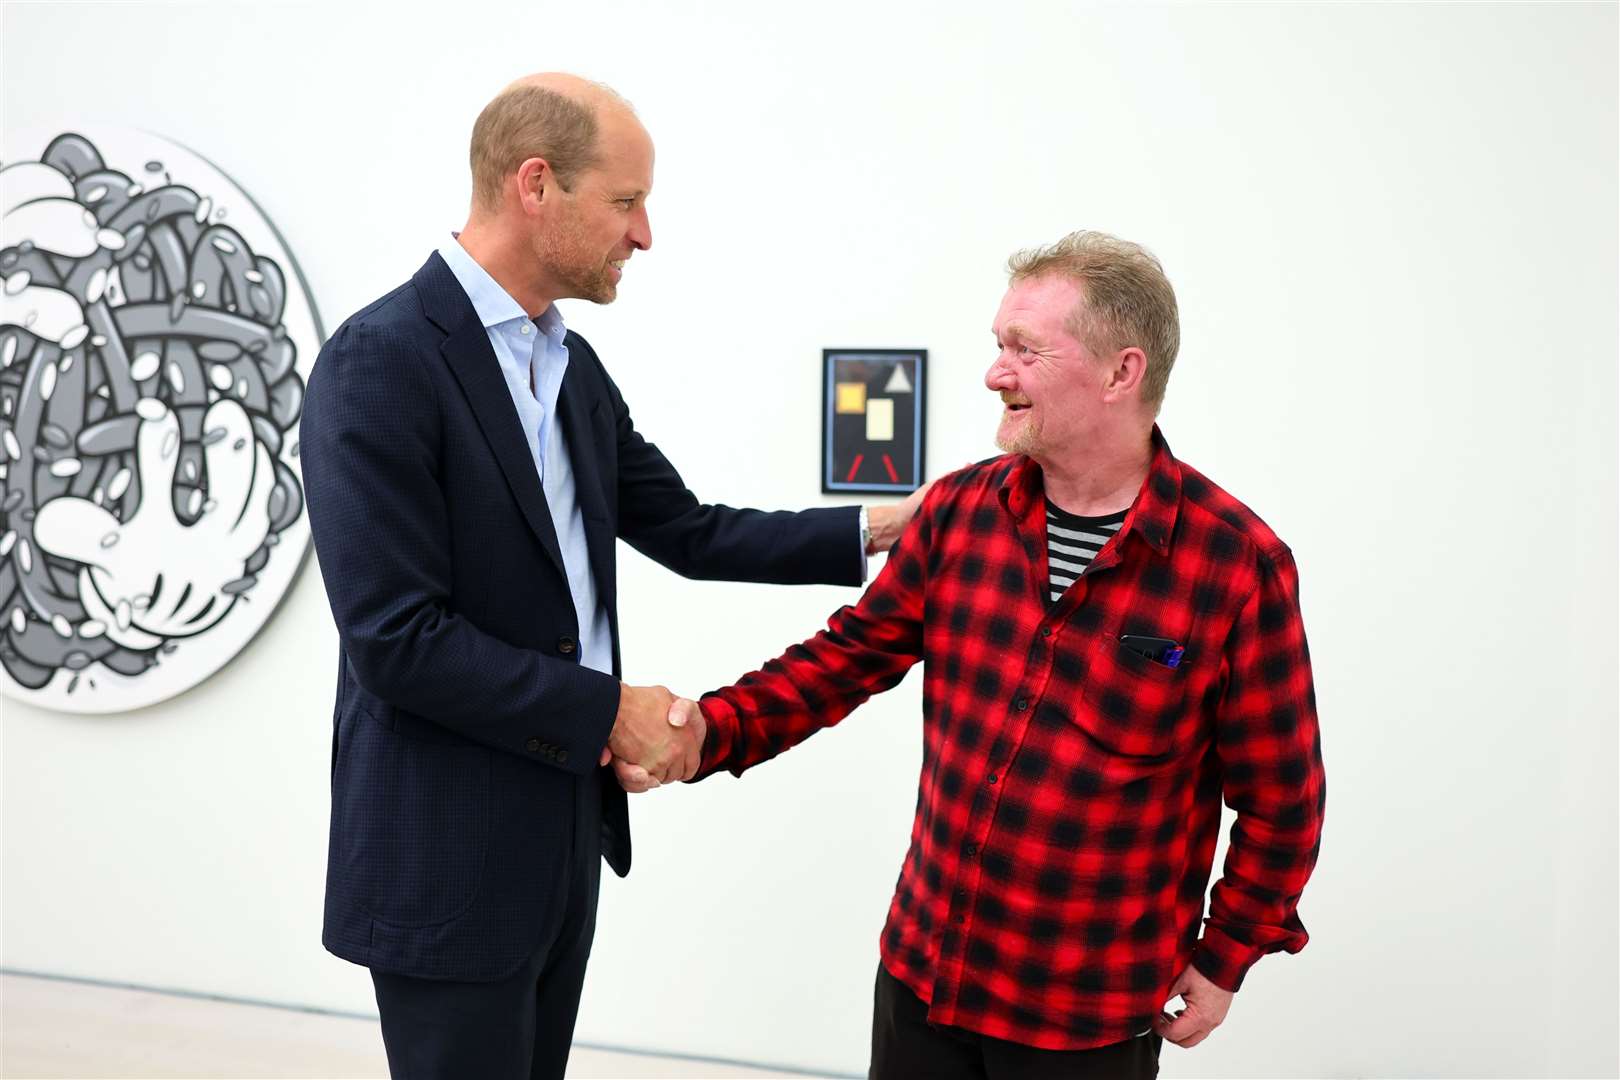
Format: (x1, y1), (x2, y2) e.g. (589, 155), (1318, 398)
(695, 428), (1325, 1050)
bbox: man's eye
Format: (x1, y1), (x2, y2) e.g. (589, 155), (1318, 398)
(617, 198), (636, 208)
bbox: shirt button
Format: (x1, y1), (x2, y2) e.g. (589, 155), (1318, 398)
(1014, 696), (1029, 711)
(525, 737), (540, 752)
(1041, 626), (1053, 638)
(964, 842), (978, 857)
(520, 324), (531, 334)
(954, 914), (966, 926)
(557, 636), (577, 656)
(987, 773), (998, 785)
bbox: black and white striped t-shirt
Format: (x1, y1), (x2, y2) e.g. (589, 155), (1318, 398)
(1046, 503), (1128, 603)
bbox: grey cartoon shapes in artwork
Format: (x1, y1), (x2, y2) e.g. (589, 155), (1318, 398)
(1, 132), (312, 703)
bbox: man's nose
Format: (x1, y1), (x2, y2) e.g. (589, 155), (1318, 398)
(985, 357), (1016, 392)
(629, 206), (652, 252)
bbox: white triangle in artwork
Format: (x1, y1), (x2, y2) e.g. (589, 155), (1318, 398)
(883, 364), (913, 394)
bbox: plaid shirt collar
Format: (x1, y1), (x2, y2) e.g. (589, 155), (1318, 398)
(999, 424), (1181, 558)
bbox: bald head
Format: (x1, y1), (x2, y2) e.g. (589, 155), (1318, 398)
(468, 73), (639, 212)
(508, 72), (633, 111)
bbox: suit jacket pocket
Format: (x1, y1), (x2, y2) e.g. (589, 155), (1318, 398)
(335, 704), (491, 928)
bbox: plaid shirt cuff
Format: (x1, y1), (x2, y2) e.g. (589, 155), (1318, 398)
(692, 694), (740, 780)
(1190, 925), (1262, 992)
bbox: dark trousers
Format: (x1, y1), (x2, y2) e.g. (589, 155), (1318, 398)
(871, 964), (1162, 1080)
(370, 771), (603, 1080)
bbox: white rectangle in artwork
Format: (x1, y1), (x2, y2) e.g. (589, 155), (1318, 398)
(865, 398), (895, 441)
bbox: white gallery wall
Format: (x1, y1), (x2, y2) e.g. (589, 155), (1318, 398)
(2, 2), (1616, 1077)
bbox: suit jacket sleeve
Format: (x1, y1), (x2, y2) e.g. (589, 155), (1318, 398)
(582, 341), (862, 586)
(300, 320), (619, 773)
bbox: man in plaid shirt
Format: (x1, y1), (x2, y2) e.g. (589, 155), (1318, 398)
(629, 231), (1325, 1078)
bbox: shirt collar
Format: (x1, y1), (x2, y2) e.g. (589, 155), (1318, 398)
(533, 300), (566, 341)
(1128, 426), (1181, 554)
(437, 233), (567, 339)
(1000, 424), (1181, 556)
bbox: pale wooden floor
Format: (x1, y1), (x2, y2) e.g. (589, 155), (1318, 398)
(0, 974), (836, 1079)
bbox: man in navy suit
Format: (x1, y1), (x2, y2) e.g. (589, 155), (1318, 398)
(299, 73), (924, 1079)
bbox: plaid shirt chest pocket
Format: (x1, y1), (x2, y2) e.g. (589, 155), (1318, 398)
(1074, 631), (1202, 758)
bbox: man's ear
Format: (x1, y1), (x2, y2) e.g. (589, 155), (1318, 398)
(1102, 346), (1149, 402)
(514, 157), (554, 215)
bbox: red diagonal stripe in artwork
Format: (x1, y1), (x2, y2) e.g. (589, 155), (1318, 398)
(846, 454), (865, 483)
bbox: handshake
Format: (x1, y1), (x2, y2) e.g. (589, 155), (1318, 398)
(597, 683), (706, 793)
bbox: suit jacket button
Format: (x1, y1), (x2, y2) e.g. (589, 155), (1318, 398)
(556, 749), (569, 764)
(557, 636), (577, 656)
(526, 737), (541, 752)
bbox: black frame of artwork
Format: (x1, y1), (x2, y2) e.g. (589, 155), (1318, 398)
(820, 348), (927, 495)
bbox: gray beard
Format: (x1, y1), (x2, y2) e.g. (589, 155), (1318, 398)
(996, 420), (1040, 456)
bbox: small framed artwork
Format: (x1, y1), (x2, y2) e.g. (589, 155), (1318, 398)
(821, 348), (927, 495)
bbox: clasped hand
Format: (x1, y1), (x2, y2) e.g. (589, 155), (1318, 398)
(598, 684), (705, 792)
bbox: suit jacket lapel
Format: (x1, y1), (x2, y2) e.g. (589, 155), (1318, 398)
(416, 255), (568, 583)
(557, 358), (616, 612)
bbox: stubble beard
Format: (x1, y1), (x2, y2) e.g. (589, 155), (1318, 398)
(564, 260), (617, 305)
(538, 222), (618, 306)
(996, 411), (1041, 456)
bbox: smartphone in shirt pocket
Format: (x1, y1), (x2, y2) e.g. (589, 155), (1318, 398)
(1076, 630), (1195, 757)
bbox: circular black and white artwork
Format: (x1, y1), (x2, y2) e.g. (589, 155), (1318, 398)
(1, 128), (320, 713)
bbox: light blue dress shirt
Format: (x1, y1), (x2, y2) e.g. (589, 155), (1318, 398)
(437, 236), (614, 678)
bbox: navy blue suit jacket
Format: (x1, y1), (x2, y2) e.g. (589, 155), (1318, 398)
(300, 253), (861, 980)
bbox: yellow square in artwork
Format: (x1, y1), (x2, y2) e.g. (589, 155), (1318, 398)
(836, 382), (867, 414)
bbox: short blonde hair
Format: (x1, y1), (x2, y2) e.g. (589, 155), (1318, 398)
(1007, 231), (1181, 410)
(468, 84), (601, 210)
